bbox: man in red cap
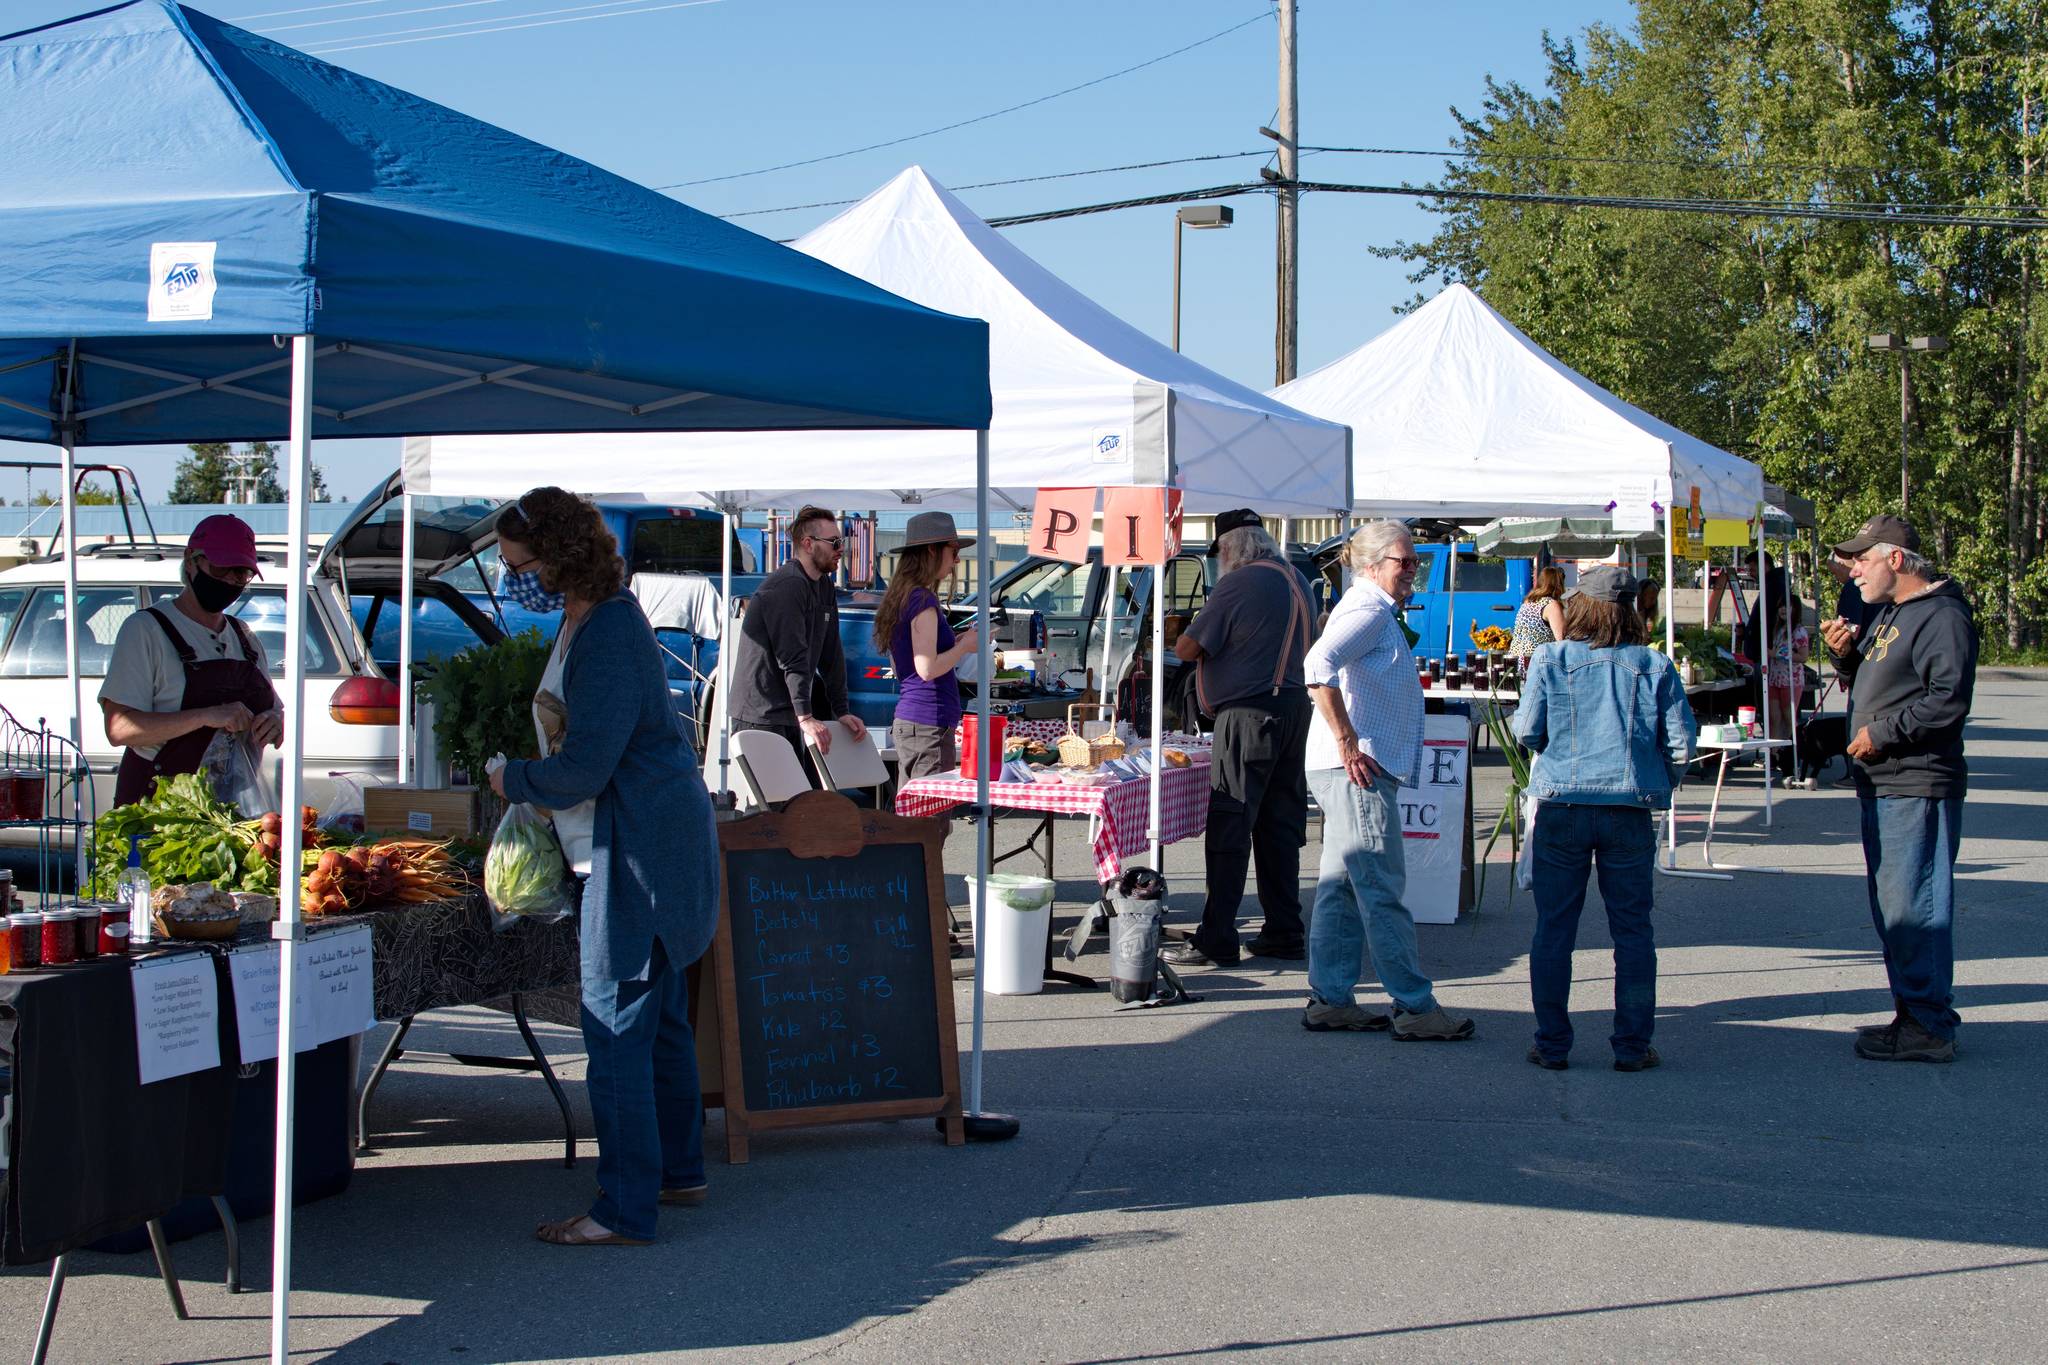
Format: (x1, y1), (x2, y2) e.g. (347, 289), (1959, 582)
(100, 513), (283, 806)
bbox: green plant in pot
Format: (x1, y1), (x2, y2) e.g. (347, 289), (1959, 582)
(420, 629), (550, 827)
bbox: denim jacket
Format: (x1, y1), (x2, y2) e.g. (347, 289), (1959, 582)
(1512, 641), (1695, 809)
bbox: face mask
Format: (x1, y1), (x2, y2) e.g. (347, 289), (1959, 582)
(191, 569), (246, 614)
(502, 565), (566, 613)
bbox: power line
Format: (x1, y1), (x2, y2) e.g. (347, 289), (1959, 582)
(716, 150), (1275, 219)
(262, 0), (527, 35)
(1303, 142), (2030, 189)
(656, 7), (1275, 190)
(969, 179), (2048, 232)
(300, 0), (722, 53)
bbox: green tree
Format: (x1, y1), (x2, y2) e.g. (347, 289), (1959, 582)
(169, 440), (330, 504)
(1382, 0), (2047, 651)
(28, 481), (119, 506)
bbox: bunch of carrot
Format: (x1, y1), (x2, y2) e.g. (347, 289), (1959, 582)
(300, 839), (468, 917)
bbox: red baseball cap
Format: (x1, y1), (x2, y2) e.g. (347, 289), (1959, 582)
(187, 514), (262, 576)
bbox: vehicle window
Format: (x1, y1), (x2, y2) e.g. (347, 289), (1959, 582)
(356, 594), (491, 669)
(653, 628), (712, 686)
(631, 517), (729, 577)
(0, 586), (139, 677)
(0, 587), (27, 656)
(1450, 554), (1507, 594)
(999, 561), (1092, 615)
(147, 587), (338, 676)
(1164, 558), (1209, 616)
(1411, 554), (1437, 593)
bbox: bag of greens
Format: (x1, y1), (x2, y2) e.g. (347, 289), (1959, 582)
(484, 801), (571, 926)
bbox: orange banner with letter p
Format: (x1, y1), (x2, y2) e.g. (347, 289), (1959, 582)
(1029, 486), (1097, 564)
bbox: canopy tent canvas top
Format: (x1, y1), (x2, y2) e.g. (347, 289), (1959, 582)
(1270, 283), (1763, 522)
(0, 6), (990, 445)
(406, 166), (1352, 517)
(1475, 505), (1800, 558)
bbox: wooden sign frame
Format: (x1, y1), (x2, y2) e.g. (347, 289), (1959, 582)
(710, 791), (964, 1162)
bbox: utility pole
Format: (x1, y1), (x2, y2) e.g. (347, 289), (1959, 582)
(1268, 0), (1299, 385)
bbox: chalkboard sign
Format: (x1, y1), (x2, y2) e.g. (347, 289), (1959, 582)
(710, 791), (963, 1162)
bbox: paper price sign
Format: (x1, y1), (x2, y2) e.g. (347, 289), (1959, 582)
(132, 954), (221, 1085)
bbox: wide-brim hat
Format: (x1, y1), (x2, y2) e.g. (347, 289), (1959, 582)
(898, 510), (975, 552)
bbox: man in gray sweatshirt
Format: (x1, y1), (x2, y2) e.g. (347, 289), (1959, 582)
(1820, 515), (1978, 1063)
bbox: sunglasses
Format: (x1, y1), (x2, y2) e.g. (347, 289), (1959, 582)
(807, 535), (845, 549)
(1381, 555), (1420, 571)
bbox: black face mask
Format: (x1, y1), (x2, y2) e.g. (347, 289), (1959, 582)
(190, 569), (246, 613)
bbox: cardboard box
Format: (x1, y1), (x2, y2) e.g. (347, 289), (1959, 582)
(363, 786), (478, 837)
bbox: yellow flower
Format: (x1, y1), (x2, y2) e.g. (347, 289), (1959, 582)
(1469, 624), (1513, 653)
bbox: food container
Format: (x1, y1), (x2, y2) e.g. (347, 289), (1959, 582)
(1737, 706), (1758, 728)
(8, 768), (45, 820)
(97, 902), (132, 955)
(41, 909), (75, 966)
(70, 903), (99, 959)
(8, 913), (40, 969)
(0, 779), (14, 822)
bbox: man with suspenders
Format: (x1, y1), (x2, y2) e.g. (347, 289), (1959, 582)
(1164, 510), (1316, 967)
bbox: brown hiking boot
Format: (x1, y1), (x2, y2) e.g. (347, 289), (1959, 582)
(1391, 1007), (1476, 1041)
(1854, 1018), (1955, 1063)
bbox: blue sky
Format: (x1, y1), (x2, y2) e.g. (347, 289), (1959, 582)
(8, 0), (1635, 505)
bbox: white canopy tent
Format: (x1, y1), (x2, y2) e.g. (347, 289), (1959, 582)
(1271, 282), (1762, 522)
(403, 166), (1355, 1128)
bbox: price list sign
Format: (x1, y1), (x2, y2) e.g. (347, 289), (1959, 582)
(711, 792), (963, 1163)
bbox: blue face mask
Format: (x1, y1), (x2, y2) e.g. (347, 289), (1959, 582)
(501, 565), (566, 613)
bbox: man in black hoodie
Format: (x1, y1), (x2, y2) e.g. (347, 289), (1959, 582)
(1820, 515), (1978, 1064)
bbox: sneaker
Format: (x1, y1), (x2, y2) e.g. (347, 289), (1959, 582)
(1391, 1007), (1476, 1041)
(1302, 1000), (1393, 1032)
(1245, 934), (1306, 960)
(1613, 1047), (1662, 1073)
(1856, 1008), (1909, 1039)
(1526, 1046), (1568, 1071)
(1162, 941), (1237, 968)
(1855, 1018), (1956, 1063)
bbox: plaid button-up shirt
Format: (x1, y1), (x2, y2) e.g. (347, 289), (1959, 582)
(1304, 578), (1425, 786)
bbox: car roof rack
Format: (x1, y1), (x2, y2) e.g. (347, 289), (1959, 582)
(72, 541), (288, 564)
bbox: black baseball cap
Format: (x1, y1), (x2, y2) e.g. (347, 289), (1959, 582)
(1566, 564), (1639, 604)
(1833, 514), (1921, 557)
(1206, 508), (1262, 557)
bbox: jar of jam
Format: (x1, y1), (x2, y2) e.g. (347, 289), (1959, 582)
(12, 912), (43, 969)
(41, 909), (76, 966)
(13, 768), (46, 820)
(98, 902), (132, 956)
(0, 776), (16, 822)
(72, 904), (100, 959)
(101, 921), (131, 956)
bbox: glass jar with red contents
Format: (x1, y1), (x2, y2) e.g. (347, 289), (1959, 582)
(8, 768), (44, 820)
(12, 912), (44, 969)
(0, 775), (16, 822)
(41, 909), (76, 966)
(101, 921), (130, 956)
(98, 901), (132, 956)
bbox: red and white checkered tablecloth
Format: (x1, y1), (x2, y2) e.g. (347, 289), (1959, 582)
(894, 758), (1213, 884)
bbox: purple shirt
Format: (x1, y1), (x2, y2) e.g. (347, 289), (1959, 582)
(889, 587), (962, 728)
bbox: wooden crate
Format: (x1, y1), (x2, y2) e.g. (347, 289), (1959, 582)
(363, 786), (479, 837)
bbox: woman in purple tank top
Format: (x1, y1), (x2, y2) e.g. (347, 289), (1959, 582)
(873, 512), (980, 779)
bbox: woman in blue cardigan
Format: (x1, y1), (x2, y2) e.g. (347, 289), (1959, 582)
(487, 487), (719, 1247)
(1512, 566), (1694, 1074)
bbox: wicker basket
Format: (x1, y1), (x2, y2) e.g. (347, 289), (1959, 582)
(1057, 703), (1126, 767)
(154, 913), (242, 942)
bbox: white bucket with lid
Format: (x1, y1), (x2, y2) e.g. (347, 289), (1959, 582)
(966, 874), (1056, 995)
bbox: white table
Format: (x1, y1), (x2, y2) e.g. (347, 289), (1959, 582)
(1659, 737), (1794, 879)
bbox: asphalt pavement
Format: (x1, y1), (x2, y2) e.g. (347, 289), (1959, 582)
(7, 673), (2046, 1363)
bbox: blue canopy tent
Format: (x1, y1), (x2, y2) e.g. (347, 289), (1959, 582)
(0, 5), (991, 1361)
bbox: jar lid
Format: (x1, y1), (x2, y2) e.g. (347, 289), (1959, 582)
(13, 910), (45, 923)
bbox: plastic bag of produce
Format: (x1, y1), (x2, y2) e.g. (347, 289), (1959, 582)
(203, 731), (278, 819)
(484, 801), (572, 926)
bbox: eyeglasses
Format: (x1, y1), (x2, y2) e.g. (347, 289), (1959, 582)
(807, 535), (845, 549)
(502, 552), (541, 574)
(1381, 555), (1420, 571)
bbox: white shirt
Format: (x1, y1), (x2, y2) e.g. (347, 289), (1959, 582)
(533, 621), (595, 875)
(99, 605), (266, 760)
(1303, 578), (1424, 786)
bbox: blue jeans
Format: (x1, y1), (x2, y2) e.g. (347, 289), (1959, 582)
(1528, 803), (1656, 1061)
(1306, 769), (1438, 1015)
(581, 939), (704, 1241)
(1858, 793), (1963, 1039)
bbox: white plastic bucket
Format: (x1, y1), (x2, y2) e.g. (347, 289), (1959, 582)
(967, 874), (1056, 996)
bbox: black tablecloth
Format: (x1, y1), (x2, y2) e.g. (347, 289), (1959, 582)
(0, 956), (235, 1266)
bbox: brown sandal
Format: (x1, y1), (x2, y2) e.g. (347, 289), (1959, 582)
(535, 1214), (651, 1247)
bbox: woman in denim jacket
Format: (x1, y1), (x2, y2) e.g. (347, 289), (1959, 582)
(1512, 566), (1695, 1072)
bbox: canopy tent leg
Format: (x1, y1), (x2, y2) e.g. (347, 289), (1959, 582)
(1099, 566), (1119, 706)
(961, 429), (1016, 1142)
(1758, 516), (1775, 823)
(270, 335), (317, 1365)
(1664, 503), (1680, 869)
(1444, 530), (1458, 663)
(1148, 560), (1166, 867)
(397, 494), (416, 785)
(716, 509), (735, 802)
(59, 435), (84, 892)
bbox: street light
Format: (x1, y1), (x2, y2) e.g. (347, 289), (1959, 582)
(1172, 204), (1234, 352)
(1866, 332), (1949, 515)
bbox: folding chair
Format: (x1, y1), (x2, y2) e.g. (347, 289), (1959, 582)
(730, 729), (815, 811)
(802, 719), (890, 807)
